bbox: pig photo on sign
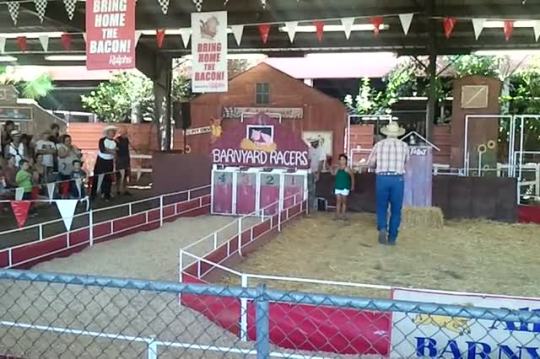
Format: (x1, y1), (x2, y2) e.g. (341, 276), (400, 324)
(247, 126), (274, 146)
(200, 16), (219, 40)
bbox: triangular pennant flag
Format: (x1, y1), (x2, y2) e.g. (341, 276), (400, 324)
(472, 18), (485, 40)
(38, 34), (49, 51)
(135, 31), (143, 46)
(75, 178), (82, 197)
(82, 33), (87, 43)
(371, 16), (384, 36)
(399, 13), (414, 35)
(56, 199), (78, 231)
(231, 25), (244, 46)
(0, 37), (5, 54)
(97, 174), (104, 194)
(61, 33), (72, 50)
(179, 28), (191, 48)
(314, 21), (325, 43)
(15, 187), (25, 201)
(284, 21), (298, 43)
(7, 2), (20, 25)
(156, 29), (166, 48)
(193, 0), (203, 12)
(16, 36), (28, 52)
(63, 0), (77, 20)
(34, 0), (48, 23)
(157, 0), (169, 15)
(341, 17), (355, 39)
(503, 20), (514, 41)
(10, 201), (31, 228)
(534, 21), (540, 41)
(258, 24), (271, 44)
(443, 17), (457, 39)
(47, 182), (56, 201)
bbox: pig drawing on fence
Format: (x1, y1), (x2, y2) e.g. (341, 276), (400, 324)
(413, 314), (472, 335)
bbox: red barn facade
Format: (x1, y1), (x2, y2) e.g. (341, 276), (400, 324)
(187, 63), (348, 162)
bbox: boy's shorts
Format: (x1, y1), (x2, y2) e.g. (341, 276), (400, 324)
(334, 188), (350, 196)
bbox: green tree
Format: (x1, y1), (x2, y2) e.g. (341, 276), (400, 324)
(0, 65), (54, 100)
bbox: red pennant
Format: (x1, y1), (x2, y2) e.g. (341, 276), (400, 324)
(10, 201), (31, 228)
(61, 33), (72, 50)
(16, 36), (28, 52)
(443, 17), (457, 39)
(371, 17), (384, 36)
(156, 29), (166, 48)
(258, 24), (271, 44)
(504, 20), (514, 41)
(314, 21), (325, 42)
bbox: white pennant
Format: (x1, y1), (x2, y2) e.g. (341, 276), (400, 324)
(179, 28), (191, 48)
(534, 21), (540, 41)
(341, 17), (355, 39)
(82, 33), (87, 43)
(47, 182), (56, 201)
(63, 0), (77, 20)
(135, 31), (143, 46)
(39, 35), (49, 52)
(56, 199), (78, 231)
(15, 187), (25, 201)
(34, 0), (48, 23)
(399, 13), (414, 35)
(75, 178), (82, 197)
(97, 174), (104, 194)
(7, 2), (20, 25)
(284, 21), (298, 43)
(472, 18), (485, 40)
(231, 25), (244, 46)
(0, 37), (5, 54)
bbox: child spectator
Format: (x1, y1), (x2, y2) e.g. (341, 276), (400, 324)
(70, 159), (87, 198)
(35, 131), (57, 183)
(331, 154), (355, 220)
(16, 159), (34, 200)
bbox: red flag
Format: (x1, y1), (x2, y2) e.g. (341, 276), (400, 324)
(443, 17), (457, 39)
(504, 20), (514, 41)
(16, 36), (27, 52)
(371, 17), (384, 36)
(258, 24), (271, 44)
(61, 33), (72, 50)
(314, 21), (325, 42)
(10, 201), (31, 228)
(156, 29), (166, 48)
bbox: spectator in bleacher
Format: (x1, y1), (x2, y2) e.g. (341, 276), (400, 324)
(5, 130), (25, 168)
(91, 126), (117, 201)
(50, 123), (61, 144)
(57, 135), (82, 197)
(20, 134), (34, 160)
(35, 131), (57, 183)
(2, 156), (17, 188)
(33, 154), (45, 184)
(70, 159), (87, 199)
(115, 128), (131, 196)
(16, 159), (33, 200)
(1, 120), (15, 158)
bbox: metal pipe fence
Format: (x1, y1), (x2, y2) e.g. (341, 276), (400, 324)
(0, 269), (539, 358)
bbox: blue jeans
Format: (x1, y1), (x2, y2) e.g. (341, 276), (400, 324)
(376, 174), (405, 242)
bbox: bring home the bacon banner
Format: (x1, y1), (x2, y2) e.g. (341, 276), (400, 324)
(191, 11), (228, 93)
(86, 0), (136, 70)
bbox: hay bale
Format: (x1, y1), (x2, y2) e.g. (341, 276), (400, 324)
(402, 207), (444, 229)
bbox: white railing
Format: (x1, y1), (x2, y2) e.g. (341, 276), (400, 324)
(0, 185), (210, 269)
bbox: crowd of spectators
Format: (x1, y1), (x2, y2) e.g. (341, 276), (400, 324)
(0, 121), (132, 209)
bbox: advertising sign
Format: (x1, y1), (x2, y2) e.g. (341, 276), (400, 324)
(86, 0), (136, 70)
(211, 113), (309, 169)
(392, 288), (540, 358)
(191, 11), (228, 93)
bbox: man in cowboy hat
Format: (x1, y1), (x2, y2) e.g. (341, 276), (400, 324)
(368, 122), (409, 245)
(307, 137), (326, 211)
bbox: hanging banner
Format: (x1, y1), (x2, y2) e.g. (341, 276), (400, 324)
(191, 11), (228, 93)
(85, 0), (136, 70)
(56, 199), (78, 231)
(10, 201), (31, 228)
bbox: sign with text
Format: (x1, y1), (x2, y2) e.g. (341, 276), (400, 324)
(191, 11), (228, 93)
(212, 113), (309, 169)
(86, 0), (136, 70)
(392, 288), (540, 358)
(222, 107), (304, 120)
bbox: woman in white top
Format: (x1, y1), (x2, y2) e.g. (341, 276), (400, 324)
(4, 130), (25, 168)
(90, 126), (117, 201)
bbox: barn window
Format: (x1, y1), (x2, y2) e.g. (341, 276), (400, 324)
(256, 83), (270, 105)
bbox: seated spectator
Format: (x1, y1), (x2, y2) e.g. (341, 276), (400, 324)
(35, 131), (57, 183)
(70, 159), (87, 199)
(4, 130), (25, 168)
(1, 120), (15, 158)
(16, 159), (33, 200)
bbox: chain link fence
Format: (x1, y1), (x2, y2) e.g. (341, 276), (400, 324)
(0, 269), (539, 358)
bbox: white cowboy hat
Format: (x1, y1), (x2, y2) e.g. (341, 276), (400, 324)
(381, 122), (405, 137)
(10, 129), (21, 136)
(103, 125), (118, 134)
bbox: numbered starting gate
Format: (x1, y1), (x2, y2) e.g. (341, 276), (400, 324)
(211, 166), (308, 216)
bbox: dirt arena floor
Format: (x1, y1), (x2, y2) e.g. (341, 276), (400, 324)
(221, 213), (540, 298)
